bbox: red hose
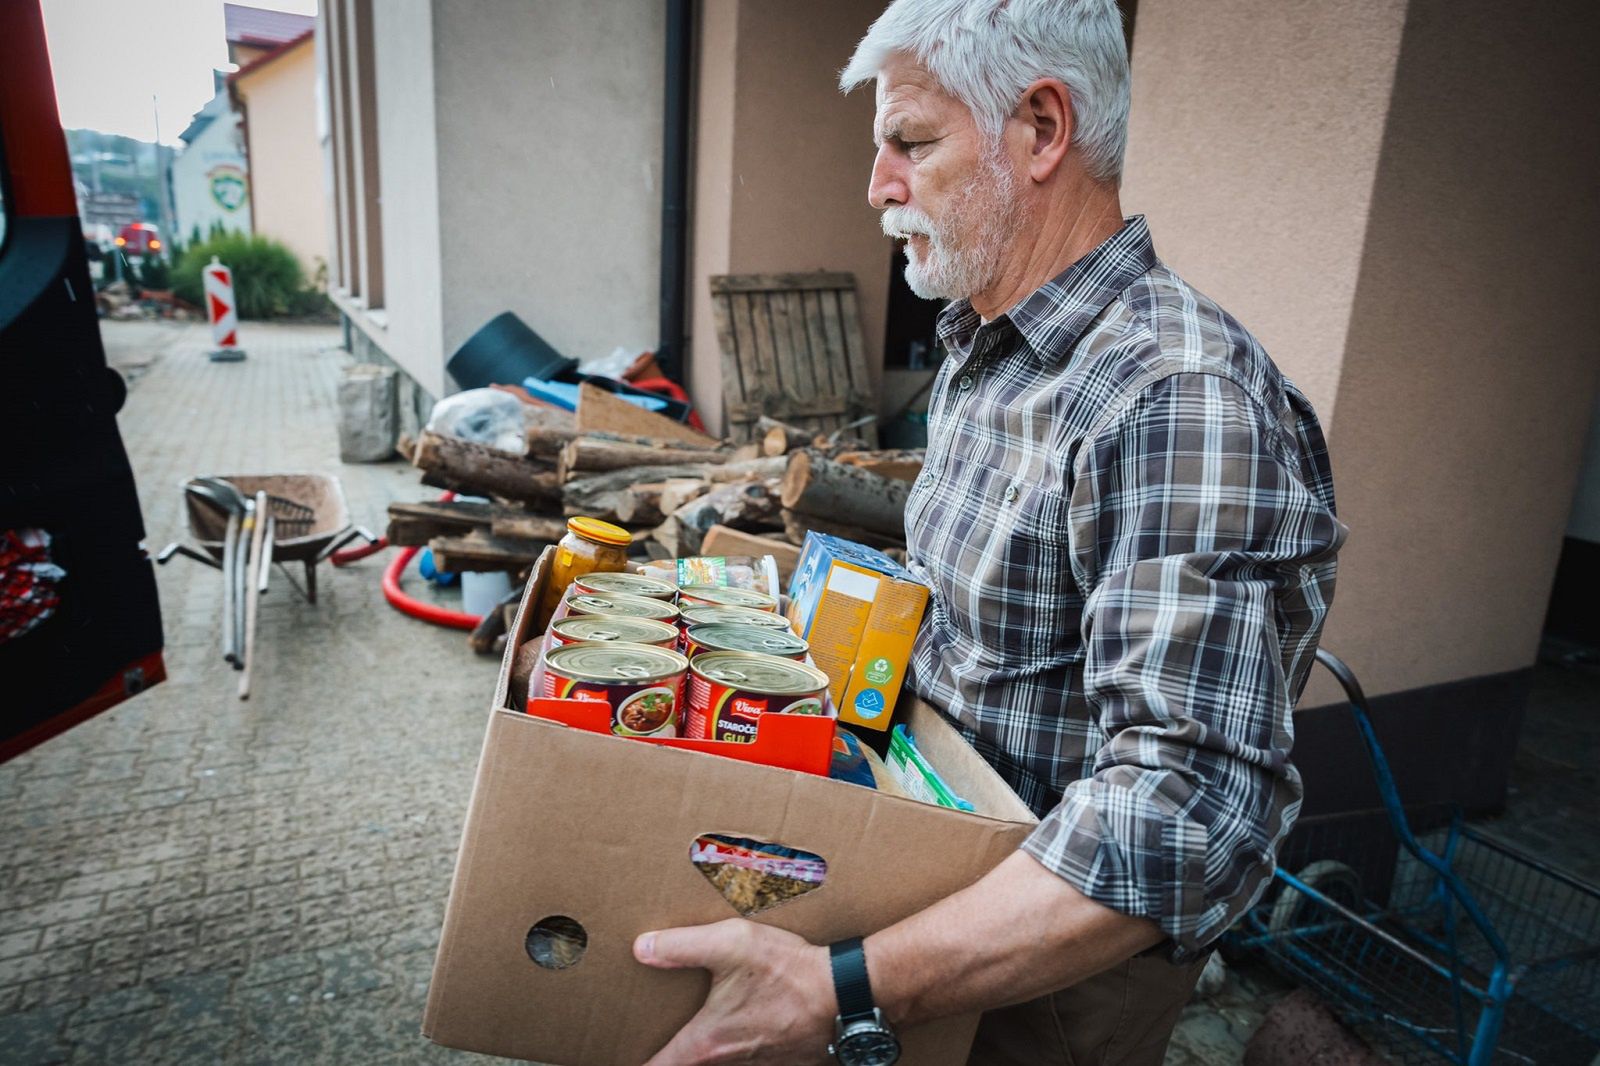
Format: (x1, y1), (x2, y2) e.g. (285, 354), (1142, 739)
(331, 536), (388, 566)
(382, 545), (481, 629)
(333, 489), (482, 629)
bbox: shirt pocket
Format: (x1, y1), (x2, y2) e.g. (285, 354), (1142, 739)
(927, 464), (1075, 665)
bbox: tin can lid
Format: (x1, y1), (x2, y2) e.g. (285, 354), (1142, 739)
(575, 571), (677, 599)
(567, 516), (633, 547)
(681, 601), (793, 627)
(692, 651), (829, 694)
(678, 584), (778, 611)
(550, 616), (679, 644)
(679, 605), (791, 629)
(546, 641), (688, 682)
(566, 593), (680, 621)
(686, 624), (808, 657)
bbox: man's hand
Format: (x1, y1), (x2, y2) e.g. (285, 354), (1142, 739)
(634, 918), (837, 1065)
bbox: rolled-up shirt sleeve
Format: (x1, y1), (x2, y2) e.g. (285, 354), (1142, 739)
(1020, 370), (1346, 961)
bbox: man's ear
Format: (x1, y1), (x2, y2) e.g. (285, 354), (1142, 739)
(1020, 78), (1073, 183)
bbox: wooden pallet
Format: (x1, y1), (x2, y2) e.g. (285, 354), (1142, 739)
(709, 272), (878, 446)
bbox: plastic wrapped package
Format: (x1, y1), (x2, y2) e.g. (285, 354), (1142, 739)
(425, 388), (530, 454)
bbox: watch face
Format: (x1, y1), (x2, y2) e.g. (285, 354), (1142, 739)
(838, 1027), (901, 1066)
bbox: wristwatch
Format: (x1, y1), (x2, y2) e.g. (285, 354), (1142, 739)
(827, 938), (901, 1065)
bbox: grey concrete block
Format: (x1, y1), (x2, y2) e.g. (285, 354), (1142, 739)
(336, 365), (398, 463)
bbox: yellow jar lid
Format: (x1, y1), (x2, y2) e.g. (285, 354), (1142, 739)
(567, 516), (633, 547)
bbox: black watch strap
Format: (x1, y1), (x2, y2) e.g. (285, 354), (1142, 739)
(829, 937), (875, 1022)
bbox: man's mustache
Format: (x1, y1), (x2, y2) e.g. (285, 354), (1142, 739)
(881, 206), (936, 241)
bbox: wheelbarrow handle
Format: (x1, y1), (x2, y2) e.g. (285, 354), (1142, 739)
(315, 526), (379, 564)
(156, 542), (223, 570)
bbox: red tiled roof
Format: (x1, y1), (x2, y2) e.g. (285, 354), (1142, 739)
(224, 3), (315, 48)
(228, 27), (313, 84)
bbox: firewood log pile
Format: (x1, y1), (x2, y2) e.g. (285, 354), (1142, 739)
(387, 383), (923, 581)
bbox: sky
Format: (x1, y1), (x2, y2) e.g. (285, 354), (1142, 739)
(41, 0), (318, 145)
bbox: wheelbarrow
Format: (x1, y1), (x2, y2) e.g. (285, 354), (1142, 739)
(157, 474), (378, 697)
(159, 473), (377, 602)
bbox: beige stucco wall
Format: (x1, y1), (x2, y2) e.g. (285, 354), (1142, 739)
(689, 0), (891, 437)
(235, 40), (329, 277)
(366, 0), (445, 398)
(1121, 0), (1408, 423)
(1124, 0), (1600, 702)
(432, 0), (665, 388)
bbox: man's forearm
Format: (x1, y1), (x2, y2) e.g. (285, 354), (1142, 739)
(863, 850), (1163, 1028)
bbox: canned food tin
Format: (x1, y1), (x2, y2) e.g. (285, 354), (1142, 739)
(565, 592), (681, 624)
(685, 651), (830, 743)
(572, 571), (678, 601)
(541, 642), (689, 737)
(678, 584), (778, 613)
(678, 604), (792, 635)
(683, 623), (809, 662)
(548, 616), (680, 649)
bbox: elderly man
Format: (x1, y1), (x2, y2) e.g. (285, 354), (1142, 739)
(633, 1), (1345, 1063)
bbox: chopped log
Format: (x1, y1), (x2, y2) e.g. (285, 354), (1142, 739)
(488, 513), (570, 543)
(560, 457), (788, 521)
(559, 437), (731, 480)
(612, 481), (668, 526)
(577, 382), (720, 448)
(780, 450), (910, 538)
(413, 430), (561, 507)
(713, 456), (790, 481)
(388, 499), (501, 546)
(759, 416), (814, 457)
(781, 509), (905, 551)
(468, 588), (525, 656)
(655, 480), (783, 555)
(730, 442), (764, 463)
(835, 449), (926, 483)
(657, 477), (711, 516)
(525, 425), (577, 461)
(563, 464), (709, 513)
(429, 530), (547, 573)
(700, 524), (803, 584)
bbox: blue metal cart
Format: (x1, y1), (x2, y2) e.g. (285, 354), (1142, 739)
(1232, 649), (1600, 1064)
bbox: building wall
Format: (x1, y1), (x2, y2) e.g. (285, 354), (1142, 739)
(324, 0), (447, 399)
(689, 0), (891, 437)
(431, 0), (666, 389)
(171, 104), (252, 246)
(1123, 0), (1600, 712)
(235, 40), (329, 275)
(1121, 0), (1407, 424)
(1325, 0), (1600, 693)
(1568, 400), (1600, 544)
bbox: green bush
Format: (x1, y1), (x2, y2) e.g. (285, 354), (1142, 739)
(173, 233), (311, 319)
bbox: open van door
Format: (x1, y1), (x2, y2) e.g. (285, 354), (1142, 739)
(0, 1), (166, 761)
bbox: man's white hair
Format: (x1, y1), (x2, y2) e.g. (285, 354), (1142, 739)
(840, 0), (1131, 182)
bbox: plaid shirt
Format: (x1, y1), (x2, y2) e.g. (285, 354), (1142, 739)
(904, 216), (1345, 961)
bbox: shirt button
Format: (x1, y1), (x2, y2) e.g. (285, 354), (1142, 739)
(1003, 484), (1019, 502)
(958, 375), (973, 390)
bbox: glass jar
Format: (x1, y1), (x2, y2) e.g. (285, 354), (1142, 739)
(532, 516), (632, 634)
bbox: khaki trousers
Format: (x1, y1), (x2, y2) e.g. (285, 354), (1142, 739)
(966, 952), (1208, 1066)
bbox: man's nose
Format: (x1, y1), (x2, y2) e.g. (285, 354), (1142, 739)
(868, 145), (908, 211)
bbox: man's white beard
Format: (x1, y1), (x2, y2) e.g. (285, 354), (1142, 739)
(881, 147), (1020, 301)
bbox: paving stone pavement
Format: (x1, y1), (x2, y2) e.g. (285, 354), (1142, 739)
(1, 320), (500, 1065)
(5, 320), (1596, 1065)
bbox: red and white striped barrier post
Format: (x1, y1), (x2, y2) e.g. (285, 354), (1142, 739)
(204, 256), (246, 362)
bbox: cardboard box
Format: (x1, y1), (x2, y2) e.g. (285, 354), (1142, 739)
(786, 533), (930, 732)
(424, 549), (1036, 1065)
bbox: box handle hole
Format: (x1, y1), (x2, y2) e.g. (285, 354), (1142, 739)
(526, 915), (588, 970)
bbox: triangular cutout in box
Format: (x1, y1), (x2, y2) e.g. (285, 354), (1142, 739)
(690, 834), (827, 917)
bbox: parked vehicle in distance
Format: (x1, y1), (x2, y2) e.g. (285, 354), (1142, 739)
(81, 221), (114, 254)
(115, 221), (162, 257)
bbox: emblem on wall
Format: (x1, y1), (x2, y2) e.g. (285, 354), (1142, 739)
(208, 165), (248, 212)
